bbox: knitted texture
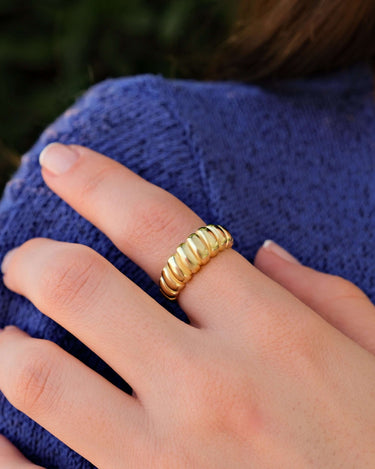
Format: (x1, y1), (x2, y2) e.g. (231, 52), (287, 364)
(0, 62), (374, 467)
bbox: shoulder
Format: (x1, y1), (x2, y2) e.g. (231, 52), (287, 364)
(2, 72), (241, 213)
(0, 74), (196, 205)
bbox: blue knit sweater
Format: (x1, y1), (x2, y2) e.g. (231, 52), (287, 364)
(0, 62), (374, 468)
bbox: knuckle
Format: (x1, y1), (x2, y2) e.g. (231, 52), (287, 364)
(124, 196), (183, 252)
(173, 346), (257, 438)
(8, 340), (61, 414)
(78, 164), (116, 202)
(327, 274), (367, 301)
(38, 245), (106, 312)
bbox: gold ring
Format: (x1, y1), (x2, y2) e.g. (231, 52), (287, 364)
(159, 224), (234, 301)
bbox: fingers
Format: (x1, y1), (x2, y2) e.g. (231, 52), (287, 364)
(38, 143), (318, 334)
(255, 240), (375, 354)
(39, 143), (202, 285)
(0, 326), (147, 469)
(1, 238), (189, 393)
(0, 434), (43, 468)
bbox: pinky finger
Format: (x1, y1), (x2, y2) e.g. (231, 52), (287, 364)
(0, 434), (44, 467)
(255, 240), (375, 355)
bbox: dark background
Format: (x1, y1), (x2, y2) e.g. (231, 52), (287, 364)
(0, 0), (235, 195)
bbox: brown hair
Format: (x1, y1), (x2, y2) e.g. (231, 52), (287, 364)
(205, 0), (375, 82)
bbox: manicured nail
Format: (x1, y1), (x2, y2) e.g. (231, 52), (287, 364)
(39, 143), (79, 175)
(262, 240), (300, 265)
(1, 247), (18, 275)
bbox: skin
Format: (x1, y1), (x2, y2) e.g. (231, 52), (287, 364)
(1, 143), (375, 467)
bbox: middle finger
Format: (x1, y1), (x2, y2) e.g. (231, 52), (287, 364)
(39, 143), (309, 334)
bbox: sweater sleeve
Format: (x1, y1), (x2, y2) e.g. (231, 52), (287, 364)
(0, 74), (211, 469)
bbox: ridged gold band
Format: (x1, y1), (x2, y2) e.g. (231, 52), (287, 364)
(159, 224), (234, 301)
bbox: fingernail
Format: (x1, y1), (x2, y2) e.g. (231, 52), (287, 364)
(39, 143), (79, 175)
(1, 247), (18, 275)
(262, 240), (300, 265)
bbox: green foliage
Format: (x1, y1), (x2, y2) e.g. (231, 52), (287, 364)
(0, 0), (235, 194)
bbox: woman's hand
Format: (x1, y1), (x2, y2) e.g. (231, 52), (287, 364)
(1, 143), (375, 468)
